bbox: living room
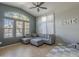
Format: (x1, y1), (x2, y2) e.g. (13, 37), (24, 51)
(0, 1), (79, 57)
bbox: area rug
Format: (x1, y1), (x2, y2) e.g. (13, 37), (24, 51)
(46, 46), (79, 57)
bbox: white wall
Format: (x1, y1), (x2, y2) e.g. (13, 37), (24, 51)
(55, 6), (79, 44)
(36, 6), (79, 44)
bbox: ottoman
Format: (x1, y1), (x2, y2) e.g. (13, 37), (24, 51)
(21, 38), (31, 44)
(30, 38), (44, 46)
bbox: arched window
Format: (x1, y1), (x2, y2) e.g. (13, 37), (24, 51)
(4, 12), (30, 38)
(4, 12), (29, 21)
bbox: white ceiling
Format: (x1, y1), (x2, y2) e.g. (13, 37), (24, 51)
(1, 2), (79, 17)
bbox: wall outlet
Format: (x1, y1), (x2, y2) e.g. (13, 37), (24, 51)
(0, 42), (2, 44)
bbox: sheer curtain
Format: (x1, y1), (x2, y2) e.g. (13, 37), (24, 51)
(36, 14), (54, 35)
(46, 14), (54, 34)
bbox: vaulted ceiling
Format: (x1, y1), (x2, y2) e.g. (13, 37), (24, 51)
(1, 2), (79, 17)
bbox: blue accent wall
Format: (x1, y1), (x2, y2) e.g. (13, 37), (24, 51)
(0, 3), (36, 46)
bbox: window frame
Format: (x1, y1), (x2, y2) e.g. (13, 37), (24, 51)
(16, 20), (23, 37)
(24, 21), (30, 36)
(3, 12), (30, 38)
(3, 18), (14, 38)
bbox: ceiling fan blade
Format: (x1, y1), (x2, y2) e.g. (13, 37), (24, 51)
(29, 7), (36, 9)
(37, 2), (39, 5)
(32, 2), (37, 6)
(38, 2), (45, 7)
(37, 8), (40, 12)
(39, 7), (47, 9)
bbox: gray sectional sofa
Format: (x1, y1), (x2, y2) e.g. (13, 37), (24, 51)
(42, 34), (55, 44)
(21, 34), (55, 46)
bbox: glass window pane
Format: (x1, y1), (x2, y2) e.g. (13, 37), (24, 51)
(16, 29), (23, 37)
(4, 29), (12, 33)
(41, 16), (46, 22)
(4, 19), (14, 28)
(4, 19), (14, 38)
(16, 21), (23, 37)
(16, 29), (22, 33)
(16, 21), (23, 28)
(47, 15), (54, 22)
(24, 22), (29, 35)
(5, 12), (29, 21)
(4, 29), (13, 38)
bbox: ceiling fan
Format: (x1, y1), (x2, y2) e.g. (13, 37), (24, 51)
(29, 2), (47, 12)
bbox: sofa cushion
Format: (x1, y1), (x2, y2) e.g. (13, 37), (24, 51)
(30, 37), (44, 46)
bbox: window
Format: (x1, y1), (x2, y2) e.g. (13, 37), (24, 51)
(16, 21), (23, 37)
(41, 16), (46, 22)
(4, 12), (30, 38)
(47, 15), (54, 34)
(24, 22), (29, 35)
(5, 12), (29, 21)
(4, 19), (14, 38)
(37, 14), (54, 34)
